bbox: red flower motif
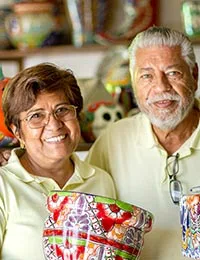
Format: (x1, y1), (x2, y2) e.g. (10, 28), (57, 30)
(116, 256), (124, 260)
(47, 194), (71, 222)
(96, 203), (132, 232)
(52, 193), (59, 203)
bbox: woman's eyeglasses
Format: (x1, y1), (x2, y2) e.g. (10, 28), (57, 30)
(21, 104), (78, 129)
(166, 153), (183, 205)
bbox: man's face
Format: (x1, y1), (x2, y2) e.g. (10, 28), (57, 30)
(132, 46), (198, 130)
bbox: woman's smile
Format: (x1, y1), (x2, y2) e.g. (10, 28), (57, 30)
(44, 134), (66, 143)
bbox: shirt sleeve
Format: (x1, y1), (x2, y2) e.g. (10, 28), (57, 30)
(0, 191), (6, 247)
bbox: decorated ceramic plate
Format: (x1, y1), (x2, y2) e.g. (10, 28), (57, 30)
(94, 0), (158, 45)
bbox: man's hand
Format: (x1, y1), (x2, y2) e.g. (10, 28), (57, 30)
(0, 149), (11, 166)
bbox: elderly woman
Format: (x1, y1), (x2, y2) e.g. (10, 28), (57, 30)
(0, 63), (116, 260)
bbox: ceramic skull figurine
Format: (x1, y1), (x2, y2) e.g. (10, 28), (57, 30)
(80, 101), (124, 143)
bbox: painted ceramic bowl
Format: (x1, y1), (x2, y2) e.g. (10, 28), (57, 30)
(43, 191), (153, 260)
(180, 194), (200, 259)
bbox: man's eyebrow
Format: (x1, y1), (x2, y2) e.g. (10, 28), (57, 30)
(165, 64), (183, 70)
(138, 67), (154, 72)
(138, 64), (184, 72)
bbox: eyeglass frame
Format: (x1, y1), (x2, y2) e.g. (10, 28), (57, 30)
(20, 104), (78, 129)
(166, 153), (183, 205)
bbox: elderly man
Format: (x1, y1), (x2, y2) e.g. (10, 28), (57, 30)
(87, 26), (200, 259)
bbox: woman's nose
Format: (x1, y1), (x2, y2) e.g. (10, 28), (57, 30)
(45, 112), (63, 129)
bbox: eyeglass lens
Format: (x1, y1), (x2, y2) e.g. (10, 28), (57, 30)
(167, 153), (183, 205)
(170, 179), (182, 204)
(25, 105), (77, 129)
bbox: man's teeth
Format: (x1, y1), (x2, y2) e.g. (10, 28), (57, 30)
(156, 100), (170, 104)
(45, 135), (66, 143)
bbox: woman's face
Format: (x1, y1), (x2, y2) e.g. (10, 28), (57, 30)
(12, 91), (81, 163)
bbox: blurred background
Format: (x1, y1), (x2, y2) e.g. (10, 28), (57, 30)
(0, 0), (199, 152)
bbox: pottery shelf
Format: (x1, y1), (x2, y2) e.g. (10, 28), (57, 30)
(190, 39), (200, 44)
(0, 44), (109, 71)
(1, 40), (199, 72)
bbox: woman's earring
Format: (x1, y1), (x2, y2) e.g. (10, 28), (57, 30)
(20, 139), (25, 149)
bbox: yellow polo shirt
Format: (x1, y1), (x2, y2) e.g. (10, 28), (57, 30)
(86, 104), (200, 260)
(0, 148), (116, 260)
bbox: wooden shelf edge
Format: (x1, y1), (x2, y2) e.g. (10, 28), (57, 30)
(0, 44), (109, 60)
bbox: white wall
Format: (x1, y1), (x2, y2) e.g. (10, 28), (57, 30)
(1, 51), (106, 79)
(159, 0), (182, 31)
(23, 51), (106, 79)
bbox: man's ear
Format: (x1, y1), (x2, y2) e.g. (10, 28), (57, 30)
(10, 124), (20, 139)
(193, 62), (199, 81)
(191, 63), (199, 92)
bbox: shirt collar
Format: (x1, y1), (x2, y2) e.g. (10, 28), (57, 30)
(134, 112), (159, 149)
(5, 149), (96, 185)
(64, 153), (95, 186)
(5, 148), (35, 183)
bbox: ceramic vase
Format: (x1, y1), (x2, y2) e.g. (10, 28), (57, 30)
(5, 2), (55, 49)
(180, 194), (200, 259)
(182, 1), (200, 40)
(43, 191), (153, 260)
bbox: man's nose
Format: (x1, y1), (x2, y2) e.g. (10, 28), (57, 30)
(153, 73), (171, 92)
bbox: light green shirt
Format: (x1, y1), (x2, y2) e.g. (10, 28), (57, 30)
(0, 148), (116, 260)
(87, 106), (200, 260)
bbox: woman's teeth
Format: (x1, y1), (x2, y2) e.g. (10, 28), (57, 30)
(45, 135), (66, 143)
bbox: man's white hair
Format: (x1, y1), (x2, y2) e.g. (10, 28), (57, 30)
(128, 26), (196, 81)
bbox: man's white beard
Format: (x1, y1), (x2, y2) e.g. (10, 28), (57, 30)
(136, 92), (195, 131)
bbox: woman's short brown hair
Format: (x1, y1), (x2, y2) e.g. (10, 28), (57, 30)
(2, 63), (83, 132)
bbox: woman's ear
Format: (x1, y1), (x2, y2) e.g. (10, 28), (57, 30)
(10, 124), (20, 139)
(10, 124), (25, 149)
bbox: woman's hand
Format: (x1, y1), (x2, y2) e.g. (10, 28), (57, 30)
(0, 149), (11, 166)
